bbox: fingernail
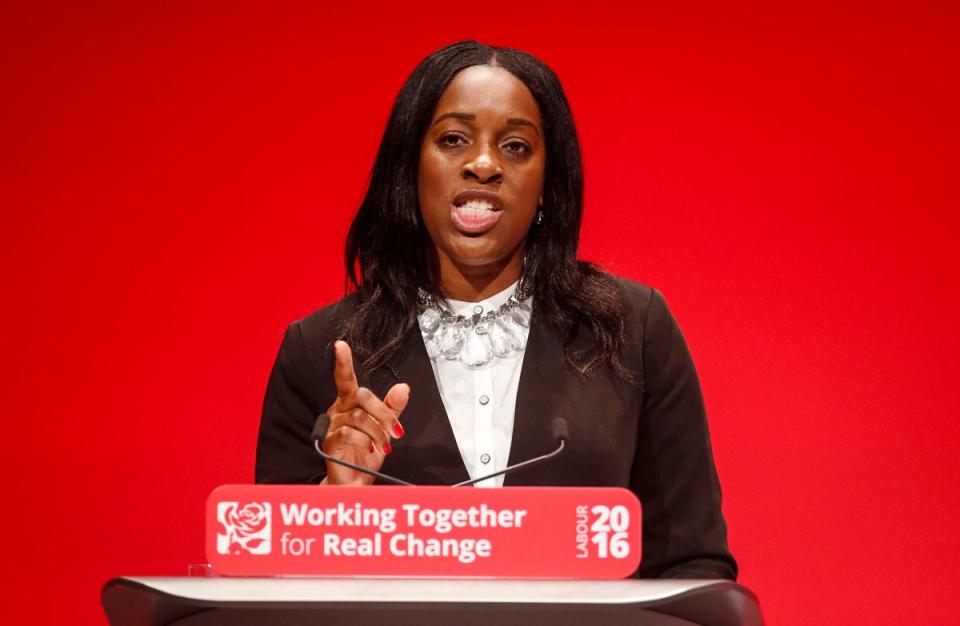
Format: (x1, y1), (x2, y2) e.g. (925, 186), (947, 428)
(384, 441), (392, 455)
(369, 442), (376, 454)
(393, 422), (405, 438)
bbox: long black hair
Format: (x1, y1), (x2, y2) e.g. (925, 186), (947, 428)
(342, 41), (631, 380)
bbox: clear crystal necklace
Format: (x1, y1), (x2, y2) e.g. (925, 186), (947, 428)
(417, 280), (532, 368)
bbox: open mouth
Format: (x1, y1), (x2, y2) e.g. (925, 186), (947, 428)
(450, 192), (503, 235)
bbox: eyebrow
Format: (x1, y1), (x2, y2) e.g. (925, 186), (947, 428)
(432, 111), (541, 136)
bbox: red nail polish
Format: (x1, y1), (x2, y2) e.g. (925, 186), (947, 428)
(368, 443), (375, 454)
(393, 422), (405, 438)
(384, 441), (392, 455)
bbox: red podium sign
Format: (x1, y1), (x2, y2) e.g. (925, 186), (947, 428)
(207, 485), (641, 578)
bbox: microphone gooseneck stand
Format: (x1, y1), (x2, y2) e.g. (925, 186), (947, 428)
(312, 413), (569, 487)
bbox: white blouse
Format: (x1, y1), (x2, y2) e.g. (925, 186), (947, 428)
(418, 282), (529, 487)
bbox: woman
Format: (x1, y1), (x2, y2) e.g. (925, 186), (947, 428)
(256, 41), (737, 580)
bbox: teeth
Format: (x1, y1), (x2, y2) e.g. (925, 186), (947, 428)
(458, 199), (497, 214)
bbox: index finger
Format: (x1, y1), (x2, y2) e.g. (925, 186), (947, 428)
(333, 340), (359, 400)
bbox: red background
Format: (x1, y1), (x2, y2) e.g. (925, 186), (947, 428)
(2, 2), (958, 624)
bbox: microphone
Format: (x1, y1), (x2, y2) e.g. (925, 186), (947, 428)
(311, 414), (568, 488)
(311, 413), (415, 486)
(451, 417), (569, 487)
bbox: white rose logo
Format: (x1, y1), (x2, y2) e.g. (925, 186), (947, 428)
(217, 502), (271, 555)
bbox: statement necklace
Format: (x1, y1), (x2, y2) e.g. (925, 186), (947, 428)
(417, 281), (532, 368)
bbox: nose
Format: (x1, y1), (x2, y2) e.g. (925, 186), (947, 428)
(462, 143), (503, 184)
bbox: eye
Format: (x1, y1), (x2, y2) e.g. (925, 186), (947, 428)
(503, 139), (531, 156)
(438, 133), (467, 148)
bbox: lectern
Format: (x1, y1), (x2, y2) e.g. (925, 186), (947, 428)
(103, 485), (762, 624)
(102, 577), (763, 626)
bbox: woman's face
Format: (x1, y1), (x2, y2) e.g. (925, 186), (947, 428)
(418, 65), (545, 274)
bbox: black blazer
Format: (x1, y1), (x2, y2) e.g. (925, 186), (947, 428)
(256, 278), (737, 580)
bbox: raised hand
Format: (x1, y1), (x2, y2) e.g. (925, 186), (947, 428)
(321, 340), (409, 485)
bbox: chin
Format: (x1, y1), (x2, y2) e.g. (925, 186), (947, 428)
(446, 239), (510, 267)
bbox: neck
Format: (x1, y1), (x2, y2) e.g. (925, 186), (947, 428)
(437, 248), (524, 302)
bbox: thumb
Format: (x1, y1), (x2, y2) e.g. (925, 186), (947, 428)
(384, 383), (410, 438)
(384, 383), (410, 414)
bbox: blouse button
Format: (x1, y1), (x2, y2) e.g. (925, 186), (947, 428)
(479, 395), (490, 406)
(473, 305), (483, 315)
(480, 453), (491, 464)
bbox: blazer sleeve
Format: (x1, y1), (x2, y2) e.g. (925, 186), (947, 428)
(255, 321), (328, 484)
(631, 289), (738, 580)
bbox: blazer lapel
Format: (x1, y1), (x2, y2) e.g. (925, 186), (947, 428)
(370, 326), (470, 485)
(504, 311), (568, 486)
